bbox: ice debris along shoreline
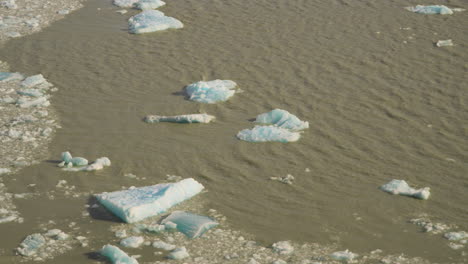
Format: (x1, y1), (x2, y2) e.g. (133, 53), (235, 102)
(405, 5), (465, 15)
(185, 79), (238, 104)
(95, 178), (204, 223)
(58, 151), (111, 172)
(144, 113), (215, 124)
(128, 10), (183, 34)
(380, 179), (430, 200)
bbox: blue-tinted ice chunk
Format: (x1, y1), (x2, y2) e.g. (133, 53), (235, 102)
(61, 151), (73, 163)
(186, 80), (237, 104)
(129, 10), (183, 34)
(161, 211), (218, 239)
(380, 179), (430, 200)
(71, 157), (88, 166)
(135, 0), (165, 10)
(0, 72), (23, 82)
(237, 125), (301, 143)
(330, 250), (358, 261)
(17, 89), (43, 97)
(21, 74), (46, 88)
(406, 5), (453, 15)
(255, 109), (309, 131)
(95, 178), (204, 223)
(144, 113), (215, 124)
(100, 245), (139, 264)
(17, 233), (46, 256)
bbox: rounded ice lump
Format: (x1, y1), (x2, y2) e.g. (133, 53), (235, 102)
(380, 179), (430, 200)
(255, 109), (309, 131)
(185, 80), (237, 104)
(128, 10), (183, 34)
(100, 245), (139, 264)
(237, 125), (301, 143)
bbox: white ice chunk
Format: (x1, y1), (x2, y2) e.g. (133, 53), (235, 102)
(16, 96), (50, 108)
(17, 89), (43, 97)
(95, 178), (204, 223)
(100, 245), (139, 264)
(17, 234), (46, 256)
(129, 10), (183, 34)
(152, 240), (176, 251)
(120, 236), (144, 248)
(63, 157), (111, 172)
(444, 231), (468, 241)
(0, 168), (11, 175)
(21, 74), (46, 88)
(330, 249), (358, 261)
(436, 39), (453, 47)
(237, 125), (301, 143)
(255, 109), (309, 131)
(380, 179), (430, 200)
(270, 174), (295, 185)
(405, 5), (454, 15)
(186, 80), (237, 104)
(272, 241), (294, 255)
(144, 113), (215, 124)
(168, 247), (189, 260)
(113, 0), (138, 8)
(0, 72), (23, 82)
(135, 0), (165, 10)
(161, 211), (218, 239)
(70, 157), (88, 166)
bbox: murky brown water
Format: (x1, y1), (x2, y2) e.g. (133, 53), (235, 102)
(0, 0), (467, 263)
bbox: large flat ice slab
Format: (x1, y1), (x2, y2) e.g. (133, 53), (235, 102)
(255, 109), (309, 131)
(380, 179), (430, 200)
(95, 178), (204, 223)
(405, 5), (454, 15)
(100, 245), (139, 264)
(161, 211), (218, 238)
(129, 10), (183, 34)
(144, 113), (215, 124)
(185, 80), (237, 104)
(237, 125), (301, 143)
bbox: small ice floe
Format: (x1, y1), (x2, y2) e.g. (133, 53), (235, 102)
(237, 125), (301, 143)
(405, 5), (456, 15)
(120, 236), (144, 248)
(161, 211), (219, 239)
(444, 231), (468, 241)
(17, 229), (71, 258)
(410, 217), (450, 234)
(436, 39), (453, 47)
(272, 241), (294, 255)
(128, 10), (183, 34)
(95, 178), (204, 223)
(16, 96), (50, 108)
(135, 0), (166, 10)
(100, 245), (139, 264)
(144, 113), (215, 124)
(17, 233), (46, 256)
(255, 109), (309, 131)
(167, 247), (189, 260)
(21, 74), (46, 88)
(380, 179), (430, 200)
(57, 9), (70, 15)
(185, 79), (237, 104)
(152, 240), (176, 251)
(60, 152), (110, 172)
(17, 89), (44, 97)
(270, 174), (295, 185)
(113, 0), (138, 8)
(116, 9), (128, 14)
(58, 151), (88, 167)
(0, 72), (23, 82)
(330, 249), (358, 261)
(0, 168), (11, 175)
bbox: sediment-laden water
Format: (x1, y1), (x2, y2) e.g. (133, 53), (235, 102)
(0, 0), (467, 263)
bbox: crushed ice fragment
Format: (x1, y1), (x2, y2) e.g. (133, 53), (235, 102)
(135, 0), (166, 10)
(17, 234), (46, 256)
(120, 236), (144, 248)
(330, 249), (358, 261)
(380, 179), (430, 200)
(0, 72), (23, 82)
(167, 247), (189, 260)
(436, 39), (453, 47)
(95, 178), (204, 223)
(405, 5), (454, 15)
(152, 240), (176, 251)
(255, 109), (309, 131)
(272, 241), (294, 255)
(145, 113), (215, 124)
(17, 89), (43, 97)
(237, 125), (301, 143)
(21, 74), (46, 88)
(185, 80), (237, 103)
(161, 211), (218, 239)
(128, 10), (183, 34)
(16, 96), (50, 108)
(270, 174), (295, 185)
(100, 245), (139, 264)
(444, 231), (468, 241)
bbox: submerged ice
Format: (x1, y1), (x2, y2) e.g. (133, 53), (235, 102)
(380, 179), (430, 200)
(255, 109), (309, 131)
(185, 80), (237, 104)
(95, 178), (204, 223)
(128, 10), (183, 34)
(144, 113), (215, 124)
(161, 211), (218, 239)
(237, 125), (301, 143)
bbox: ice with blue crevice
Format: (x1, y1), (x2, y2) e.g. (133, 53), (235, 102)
(144, 113), (215, 124)
(161, 211), (219, 239)
(95, 178), (204, 223)
(380, 179), (430, 200)
(128, 10), (183, 34)
(185, 80), (237, 104)
(255, 109), (309, 131)
(100, 245), (139, 264)
(405, 5), (455, 15)
(237, 125), (301, 143)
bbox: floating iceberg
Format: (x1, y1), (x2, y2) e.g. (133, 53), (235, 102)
(0, 72), (23, 82)
(330, 250), (358, 261)
(161, 211), (218, 239)
(405, 5), (454, 15)
(255, 109), (309, 131)
(17, 234), (46, 256)
(380, 179), (430, 200)
(120, 236), (144, 248)
(237, 125), (301, 143)
(135, 0), (165, 10)
(185, 80), (237, 103)
(168, 247), (189, 260)
(95, 178), (204, 223)
(21, 74), (46, 88)
(113, 0), (138, 8)
(129, 10), (183, 34)
(100, 245), (139, 264)
(145, 113), (215, 124)
(436, 39), (453, 47)
(272, 241), (294, 255)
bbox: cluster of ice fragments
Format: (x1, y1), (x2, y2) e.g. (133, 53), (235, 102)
(185, 80), (238, 104)
(409, 216), (467, 250)
(237, 109), (308, 143)
(144, 113), (215, 124)
(380, 179), (430, 200)
(58, 151), (111, 172)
